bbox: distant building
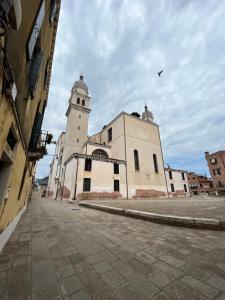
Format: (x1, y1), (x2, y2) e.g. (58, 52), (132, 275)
(0, 0), (61, 252)
(165, 167), (190, 197)
(187, 172), (214, 196)
(205, 151), (225, 195)
(48, 75), (168, 200)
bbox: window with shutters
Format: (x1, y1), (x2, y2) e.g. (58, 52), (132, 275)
(29, 102), (44, 151)
(27, 0), (45, 60)
(114, 180), (120, 192)
(83, 178), (91, 192)
(29, 48), (44, 98)
(49, 0), (57, 24)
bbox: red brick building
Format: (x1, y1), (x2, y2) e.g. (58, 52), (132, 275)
(205, 151), (225, 195)
(187, 172), (214, 196)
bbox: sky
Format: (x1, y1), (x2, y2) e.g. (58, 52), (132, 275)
(36, 0), (225, 178)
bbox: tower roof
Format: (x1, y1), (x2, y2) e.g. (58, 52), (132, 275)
(73, 74), (88, 94)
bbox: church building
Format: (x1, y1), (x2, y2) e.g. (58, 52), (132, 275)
(47, 75), (168, 200)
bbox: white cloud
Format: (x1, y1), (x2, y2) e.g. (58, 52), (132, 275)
(36, 0), (225, 178)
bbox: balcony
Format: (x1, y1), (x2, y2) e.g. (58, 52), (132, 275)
(28, 130), (53, 162)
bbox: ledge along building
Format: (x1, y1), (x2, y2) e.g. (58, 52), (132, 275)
(47, 75), (168, 200)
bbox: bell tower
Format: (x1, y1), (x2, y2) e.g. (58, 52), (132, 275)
(64, 74), (91, 160)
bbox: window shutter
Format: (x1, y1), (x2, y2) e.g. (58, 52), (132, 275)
(29, 112), (44, 151)
(29, 50), (44, 98)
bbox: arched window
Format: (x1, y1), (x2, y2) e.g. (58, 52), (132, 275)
(153, 154), (158, 173)
(82, 99), (85, 106)
(77, 98), (80, 104)
(134, 150), (140, 171)
(92, 149), (108, 159)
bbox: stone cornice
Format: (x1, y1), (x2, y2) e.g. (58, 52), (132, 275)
(64, 152), (126, 166)
(66, 103), (91, 116)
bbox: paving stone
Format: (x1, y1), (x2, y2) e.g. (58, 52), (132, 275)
(110, 260), (134, 277)
(32, 283), (62, 300)
(164, 280), (207, 300)
(0, 255), (12, 271)
(148, 270), (175, 288)
(101, 270), (126, 288)
(95, 289), (119, 300)
(114, 283), (148, 300)
(93, 261), (112, 274)
(160, 255), (185, 268)
(181, 263), (212, 281)
(86, 253), (104, 264)
(207, 274), (225, 293)
(152, 292), (171, 300)
(177, 248), (192, 256)
(32, 270), (57, 291)
(52, 256), (70, 268)
(86, 277), (108, 297)
(181, 275), (219, 299)
(60, 275), (84, 296)
(136, 251), (156, 264)
(56, 264), (75, 279)
(73, 260), (92, 273)
(127, 257), (156, 276)
(32, 259), (53, 275)
(67, 289), (92, 300)
(98, 249), (118, 262)
(68, 253), (84, 265)
(153, 261), (185, 279)
(79, 268), (99, 284)
(127, 273), (160, 298)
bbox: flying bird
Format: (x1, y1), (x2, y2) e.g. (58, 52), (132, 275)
(158, 70), (163, 77)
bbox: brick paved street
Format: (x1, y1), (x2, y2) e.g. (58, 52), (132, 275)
(1, 194), (225, 299)
(84, 197), (225, 219)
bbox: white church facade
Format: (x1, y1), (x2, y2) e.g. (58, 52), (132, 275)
(47, 75), (170, 200)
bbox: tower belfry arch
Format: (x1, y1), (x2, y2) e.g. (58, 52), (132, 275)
(64, 74), (91, 161)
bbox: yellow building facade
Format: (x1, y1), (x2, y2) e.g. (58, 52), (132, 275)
(0, 0), (61, 251)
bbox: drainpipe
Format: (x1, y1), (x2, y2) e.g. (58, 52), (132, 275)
(73, 157), (79, 199)
(122, 114), (129, 199)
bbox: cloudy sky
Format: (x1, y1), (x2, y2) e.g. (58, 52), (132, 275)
(36, 0), (225, 178)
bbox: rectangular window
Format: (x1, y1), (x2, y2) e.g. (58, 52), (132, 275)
(210, 158), (217, 165)
(29, 49), (44, 98)
(108, 127), (112, 142)
(171, 183), (175, 192)
(169, 171), (173, 179)
(184, 184), (187, 192)
(114, 180), (120, 192)
(181, 172), (185, 180)
(27, 0), (45, 60)
(114, 163), (119, 174)
(84, 159), (92, 172)
(83, 178), (91, 192)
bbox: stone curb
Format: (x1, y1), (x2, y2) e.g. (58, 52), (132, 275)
(78, 202), (225, 230)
